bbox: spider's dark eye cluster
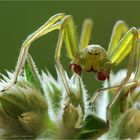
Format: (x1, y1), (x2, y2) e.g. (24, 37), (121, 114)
(70, 64), (82, 75)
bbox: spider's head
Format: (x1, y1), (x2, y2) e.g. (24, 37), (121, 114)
(70, 45), (112, 81)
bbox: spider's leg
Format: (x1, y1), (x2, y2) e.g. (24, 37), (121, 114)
(1, 13), (66, 92)
(55, 16), (79, 106)
(108, 27), (138, 65)
(79, 19), (93, 50)
(107, 20), (128, 56)
(138, 29), (140, 38)
(90, 86), (119, 104)
(2, 14), (79, 105)
(89, 81), (136, 105)
(106, 27), (139, 126)
(134, 29), (140, 80)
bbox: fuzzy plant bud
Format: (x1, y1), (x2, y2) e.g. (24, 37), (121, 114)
(19, 111), (45, 136)
(109, 108), (140, 139)
(62, 105), (79, 129)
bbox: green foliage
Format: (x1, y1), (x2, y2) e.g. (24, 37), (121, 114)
(41, 70), (63, 117)
(0, 57), (140, 139)
(25, 54), (44, 95)
(77, 114), (107, 139)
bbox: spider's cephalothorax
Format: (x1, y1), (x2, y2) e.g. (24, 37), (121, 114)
(70, 45), (112, 81)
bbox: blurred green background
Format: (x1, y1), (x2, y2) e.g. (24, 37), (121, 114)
(0, 1), (139, 94)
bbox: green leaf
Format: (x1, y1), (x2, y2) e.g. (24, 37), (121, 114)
(48, 82), (62, 114)
(42, 71), (63, 116)
(83, 114), (107, 130)
(77, 114), (107, 139)
(76, 129), (100, 139)
(25, 54), (44, 95)
(68, 74), (88, 115)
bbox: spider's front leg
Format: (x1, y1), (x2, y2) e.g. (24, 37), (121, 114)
(1, 13), (93, 109)
(1, 13), (66, 93)
(54, 15), (79, 106)
(55, 16), (93, 106)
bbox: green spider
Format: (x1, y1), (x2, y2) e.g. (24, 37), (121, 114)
(2, 13), (140, 127)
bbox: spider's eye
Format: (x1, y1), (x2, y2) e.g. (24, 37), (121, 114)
(70, 64), (82, 75)
(96, 71), (108, 81)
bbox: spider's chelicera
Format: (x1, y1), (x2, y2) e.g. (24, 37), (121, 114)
(70, 45), (111, 81)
